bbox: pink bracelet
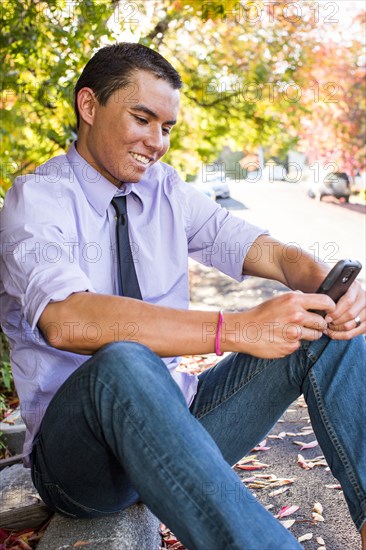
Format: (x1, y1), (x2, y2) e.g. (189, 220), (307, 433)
(215, 310), (224, 356)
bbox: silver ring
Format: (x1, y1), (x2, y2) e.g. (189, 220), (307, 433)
(354, 316), (362, 328)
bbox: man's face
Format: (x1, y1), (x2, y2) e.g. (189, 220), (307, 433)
(77, 70), (180, 185)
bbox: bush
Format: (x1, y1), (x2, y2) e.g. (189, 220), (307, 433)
(0, 330), (15, 414)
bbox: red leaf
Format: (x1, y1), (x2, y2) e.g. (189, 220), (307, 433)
(276, 505), (300, 519)
(236, 464), (268, 471)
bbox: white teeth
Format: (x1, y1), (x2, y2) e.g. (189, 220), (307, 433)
(131, 152), (150, 165)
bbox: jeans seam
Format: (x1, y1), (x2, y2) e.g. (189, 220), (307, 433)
(309, 369), (365, 527)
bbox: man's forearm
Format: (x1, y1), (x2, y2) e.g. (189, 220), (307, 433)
(278, 247), (329, 293)
(39, 287), (341, 359)
(243, 235), (329, 293)
(39, 292), (224, 356)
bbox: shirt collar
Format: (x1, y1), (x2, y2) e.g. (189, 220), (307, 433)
(66, 142), (134, 216)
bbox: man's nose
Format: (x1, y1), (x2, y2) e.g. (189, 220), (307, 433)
(144, 125), (164, 151)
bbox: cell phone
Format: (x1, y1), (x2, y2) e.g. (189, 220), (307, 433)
(312, 259), (362, 316)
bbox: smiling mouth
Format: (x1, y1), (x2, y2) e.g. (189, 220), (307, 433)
(130, 152), (151, 165)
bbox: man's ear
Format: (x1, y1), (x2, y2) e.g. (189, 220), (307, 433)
(77, 87), (97, 126)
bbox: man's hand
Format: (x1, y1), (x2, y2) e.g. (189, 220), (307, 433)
(324, 280), (366, 340)
(223, 291), (335, 359)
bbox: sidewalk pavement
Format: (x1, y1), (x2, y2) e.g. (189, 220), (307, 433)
(184, 259), (361, 550)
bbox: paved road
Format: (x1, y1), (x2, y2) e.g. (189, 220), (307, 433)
(220, 179), (366, 287)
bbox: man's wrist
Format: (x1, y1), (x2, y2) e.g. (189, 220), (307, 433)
(220, 311), (251, 354)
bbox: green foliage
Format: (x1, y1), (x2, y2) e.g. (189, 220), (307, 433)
(0, 0), (364, 188)
(1, 0), (116, 191)
(0, 330), (14, 448)
(0, 331), (13, 395)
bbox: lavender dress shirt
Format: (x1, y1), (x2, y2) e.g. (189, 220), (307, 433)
(0, 142), (268, 465)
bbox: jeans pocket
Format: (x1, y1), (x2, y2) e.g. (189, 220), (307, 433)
(32, 465), (97, 518)
(42, 483), (79, 518)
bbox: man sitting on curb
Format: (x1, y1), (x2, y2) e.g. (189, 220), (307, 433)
(1, 43), (365, 550)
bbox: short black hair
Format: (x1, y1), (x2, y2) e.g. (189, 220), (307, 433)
(74, 42), (182, 127)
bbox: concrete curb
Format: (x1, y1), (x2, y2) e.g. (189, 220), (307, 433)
(36, 504), (161, 550)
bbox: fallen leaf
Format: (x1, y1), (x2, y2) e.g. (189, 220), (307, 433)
(297, 454), (328, 470)
(293, 440), (318, 450)
(313, 502), (323, 515)
(73, 542), (91, 548)
(276, 505), (300, 519)
(317, 547), (326, 550)
(298, 533), (313, 542)
(316, 536), (325, 545)
(312, 512), (325, 522)
(242, 474), (295, 490)
(325, 484), (342, 490)
(297, 454), (314, 470)
(268, 431), (286, 439)
(235, 456), (269, 471)
(236, 463), (269, 471)
(236, 455), (258, 464)
(280, 519), (296, 529)
(269, 486), (290, 497)
(251, 439), (270, 451)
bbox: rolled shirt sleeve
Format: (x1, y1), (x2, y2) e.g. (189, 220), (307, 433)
(0, 174), (95, 330)
(179, 178), (269, 281)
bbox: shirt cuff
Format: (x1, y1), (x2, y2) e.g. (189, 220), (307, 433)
(26, 277), (96, 331)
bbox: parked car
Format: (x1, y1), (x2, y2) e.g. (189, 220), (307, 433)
(307, 171), (351, 202)
(193, 165), (231, 199)
(205, 175), (231, 199)
(262, 164), (287, 182)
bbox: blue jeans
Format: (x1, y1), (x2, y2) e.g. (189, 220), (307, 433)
(31, 336), (366, 550)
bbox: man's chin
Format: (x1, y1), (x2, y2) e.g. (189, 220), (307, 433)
(119, 162), (153, 183)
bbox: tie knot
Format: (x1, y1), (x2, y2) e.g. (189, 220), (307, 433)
(112, 196), (127, 219)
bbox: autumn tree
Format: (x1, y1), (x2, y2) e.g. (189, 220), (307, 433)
(297, 12), (366, 177)
(1, 0), (364, 191)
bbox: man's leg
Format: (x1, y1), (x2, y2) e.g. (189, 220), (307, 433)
(189, 335), (366, 537)
(31, 341), (301, 550)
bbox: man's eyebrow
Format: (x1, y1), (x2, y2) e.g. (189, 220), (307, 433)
(131, 104), (176, 125)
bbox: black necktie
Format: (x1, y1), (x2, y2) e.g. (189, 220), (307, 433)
(111, 195), (142, 300)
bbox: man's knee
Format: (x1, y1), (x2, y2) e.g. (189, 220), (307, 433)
(87, 341), (168, 388)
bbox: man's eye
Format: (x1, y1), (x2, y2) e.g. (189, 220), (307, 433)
(163, 127), (171, 135)
(134, 116), (148, 124)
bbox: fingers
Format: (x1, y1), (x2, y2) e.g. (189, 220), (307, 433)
(302, 311), (328, 332)
(272, 311), (326, 344)
(324, 283), (358, 324)
(324, 282), (366, 337)
(325, 311), (365, 340)
(300, 292), (336, 314)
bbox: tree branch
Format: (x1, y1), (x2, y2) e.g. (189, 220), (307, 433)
(145, 13), (173, 43)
